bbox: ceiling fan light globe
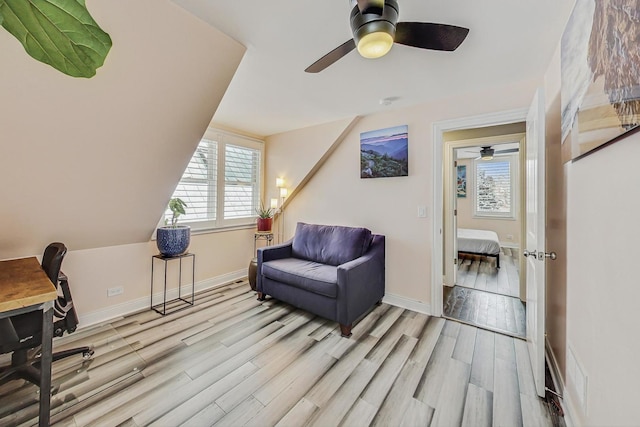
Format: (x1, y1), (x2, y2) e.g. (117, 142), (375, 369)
(480, 146), (495, 160)
(357, 31), (394, 58)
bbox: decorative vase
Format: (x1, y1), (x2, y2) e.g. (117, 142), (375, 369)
(156, 225), (191, 257)
(257, 218), (273, 232)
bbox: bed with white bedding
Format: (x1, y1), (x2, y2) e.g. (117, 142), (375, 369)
(457, 228), (501, 268)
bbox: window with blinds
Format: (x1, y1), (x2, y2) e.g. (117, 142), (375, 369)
(224, 144), (261, 219)
(473, 155), (516, 219)
(167, 139), (217, 224)
(165, 130), (263, 230)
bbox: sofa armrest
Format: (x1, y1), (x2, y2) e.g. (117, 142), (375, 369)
(336, 235), (385, 325)
(257, 241), (293, 292)
(257, 241), (292, 263)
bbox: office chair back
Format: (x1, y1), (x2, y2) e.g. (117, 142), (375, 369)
(41, 242), (66, 285)
(0, 242), (93, 387)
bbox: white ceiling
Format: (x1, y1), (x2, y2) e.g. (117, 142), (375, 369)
(173, 0), (575, 137)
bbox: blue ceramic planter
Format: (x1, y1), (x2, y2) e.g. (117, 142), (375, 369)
(156, 226), (190, 257)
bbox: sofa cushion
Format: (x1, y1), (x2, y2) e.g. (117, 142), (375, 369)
(291, 222), (373, 266)
(262, 258), (338, 298)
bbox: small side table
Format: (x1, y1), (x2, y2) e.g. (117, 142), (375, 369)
(151, 253), (195, 315)
(249, 232), (274, 291)
(254, 231), (274, 253)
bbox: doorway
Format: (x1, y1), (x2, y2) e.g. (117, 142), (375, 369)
(442, 132), (526, 338)
(431, 109), (529, 332)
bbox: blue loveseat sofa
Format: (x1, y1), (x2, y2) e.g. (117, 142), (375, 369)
(256, 222), (385, 337)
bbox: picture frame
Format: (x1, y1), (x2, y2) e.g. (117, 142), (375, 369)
(457, 165), (467, 198)
(561, 0), (640, 161)
(360, 125), (408, 178)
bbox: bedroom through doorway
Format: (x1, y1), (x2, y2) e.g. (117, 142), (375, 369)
(442, 126), (526, 338)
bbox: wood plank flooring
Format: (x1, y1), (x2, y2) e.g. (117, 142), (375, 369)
(0, 279), (560, 426)
(445, 248), (526, 338)
(457, 248), (520, 298)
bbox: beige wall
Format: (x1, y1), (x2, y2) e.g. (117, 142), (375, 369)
(544, 33), (639, 423)
(265, 79), (538, 307)
(0, 0), (252, 324)
(0, 0), (245, 259)
(59, 228), (255, 324)
(264, 118), (354, 203)
(565, 132), (640, 425)
(456, 157), (521, 246)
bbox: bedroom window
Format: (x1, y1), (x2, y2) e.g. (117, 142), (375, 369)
(473, 154), (517, 219)
(165, 129), (263, 231)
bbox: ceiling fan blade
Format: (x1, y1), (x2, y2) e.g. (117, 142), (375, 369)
(395, 22), (469, 51)
(305, 39), (356, 73)
(356, 0), (384, 15)
(495, 148), (519, 154)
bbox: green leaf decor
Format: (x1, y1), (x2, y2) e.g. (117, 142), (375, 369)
(0, 0), (112, 78)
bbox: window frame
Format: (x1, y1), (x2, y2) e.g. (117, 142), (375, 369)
(165, 128), (264, 232)
(472, 154), (518, 220)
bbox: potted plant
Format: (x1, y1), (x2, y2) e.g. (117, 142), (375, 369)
(156, 198), (191, 257)
(256, 202), (274, 232)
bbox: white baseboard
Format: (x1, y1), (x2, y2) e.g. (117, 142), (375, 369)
(78, 269), (247, 328)
(383, 293), (432, 316)
(500, 242), (520, 249)
(562, 393), (581, 427)
(545, 337), (575, 427)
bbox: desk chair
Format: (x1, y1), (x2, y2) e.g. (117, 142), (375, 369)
(0, 242), (94, 387)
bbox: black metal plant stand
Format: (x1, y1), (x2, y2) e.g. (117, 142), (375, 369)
(151, 253), (195, 315)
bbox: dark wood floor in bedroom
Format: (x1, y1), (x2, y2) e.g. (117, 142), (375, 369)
(0, 277), (559, 426)
(444, 248), (526, 338)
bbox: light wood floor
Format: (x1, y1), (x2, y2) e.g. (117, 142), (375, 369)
(444, 248), (526, 338)
(0, 279), (560, 426)
(457, 248), (520, 299)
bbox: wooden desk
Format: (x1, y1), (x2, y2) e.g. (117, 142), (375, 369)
(0, 257), (57, 427)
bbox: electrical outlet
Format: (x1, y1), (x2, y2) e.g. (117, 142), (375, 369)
(107, 286), (124, 297)
(506, 234), (514, 241)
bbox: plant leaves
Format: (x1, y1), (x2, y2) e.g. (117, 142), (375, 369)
(0, 0), (112, 78)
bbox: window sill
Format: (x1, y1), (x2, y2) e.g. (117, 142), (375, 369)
(472, 215), (517, 221)
(151, 223), (256, 240)
(190, 223), (257, 235)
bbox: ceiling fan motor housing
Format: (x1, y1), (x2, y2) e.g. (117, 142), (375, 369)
(350, 0), (399, 48)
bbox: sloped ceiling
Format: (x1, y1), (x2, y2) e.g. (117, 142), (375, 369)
(0, 0), (245, 259)
(172, 0), (575, 136)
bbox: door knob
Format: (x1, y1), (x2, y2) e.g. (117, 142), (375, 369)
(523, 250), (536, 258)
(541, 251), (557, 260)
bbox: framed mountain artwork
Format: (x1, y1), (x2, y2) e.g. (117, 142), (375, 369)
(360, 125), (408, 178)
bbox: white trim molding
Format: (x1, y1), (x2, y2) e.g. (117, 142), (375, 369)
(545, 337), (575, 427)
(78, 269), (247, 328)
(383, 293), (432, 316)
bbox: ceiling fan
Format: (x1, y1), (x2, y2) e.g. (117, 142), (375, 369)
(463, 146), (519, 160)
(305, 0), (469, 73)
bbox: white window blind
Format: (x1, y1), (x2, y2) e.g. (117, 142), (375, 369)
(224, 144), (261, 219)
(473, 156), (516, 218)
(165, 130), (264, 230)
(165, 139), (217, 224)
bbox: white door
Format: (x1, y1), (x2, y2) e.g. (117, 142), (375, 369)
(525, 87), (547, 397)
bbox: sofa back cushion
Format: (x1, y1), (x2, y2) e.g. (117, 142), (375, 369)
(292, 222), (373, 266)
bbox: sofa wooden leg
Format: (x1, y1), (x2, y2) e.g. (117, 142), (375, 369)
(340, 324), (352, 338)
(376, 300), (383, 306)
(257, 292), (266, 301)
